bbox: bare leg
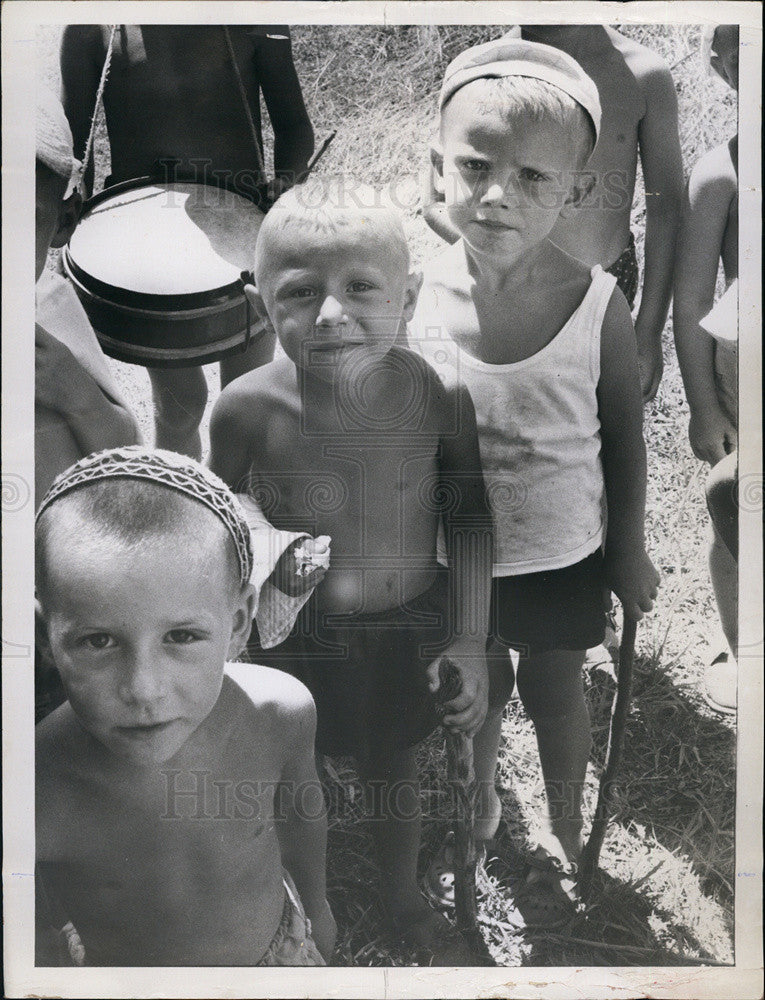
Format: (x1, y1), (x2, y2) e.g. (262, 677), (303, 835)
(147, 365), (208, 459)
(358, 745), (424, 919)
(516, 648), (589, 864)
(219, 326), (277, 388)
(709, 523), (738, 655)
(472, 639), (515, 842)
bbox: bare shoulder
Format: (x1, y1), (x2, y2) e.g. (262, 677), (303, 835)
(225, 661), (315, 722)
(690, 141), (737, 195)
(214, 357), (294, 422)
(607, 27), (673, 85)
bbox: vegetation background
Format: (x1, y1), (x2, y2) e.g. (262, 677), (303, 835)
(37, 21), (738, 967)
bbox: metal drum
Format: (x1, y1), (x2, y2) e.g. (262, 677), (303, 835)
(62, 179), (266, 367)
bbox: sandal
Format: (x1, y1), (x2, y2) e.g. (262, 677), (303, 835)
(510, 845), (582, 930)
(423, 830), (488, 910)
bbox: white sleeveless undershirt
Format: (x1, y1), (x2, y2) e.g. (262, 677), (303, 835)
(410, 265), (617, 576)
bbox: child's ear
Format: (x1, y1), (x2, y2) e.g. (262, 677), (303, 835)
(49, 191), (82, 249)
(402, 270), (424, 322)
(430, 144), (445, 194)
(35, 599), (55, 667)
(560, 172), (596, 219)
(227, 583), (257, 661)
(243, 282), (268, 322)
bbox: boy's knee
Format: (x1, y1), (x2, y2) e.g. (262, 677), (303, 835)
(705, 451), (738, 558)
(516, 662), (584, 721)
(486, 646), (515, 709)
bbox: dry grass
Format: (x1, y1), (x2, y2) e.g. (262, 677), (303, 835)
(37, 22), (737, 968)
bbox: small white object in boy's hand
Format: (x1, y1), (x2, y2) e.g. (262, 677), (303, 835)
(294, 536), (331, 576)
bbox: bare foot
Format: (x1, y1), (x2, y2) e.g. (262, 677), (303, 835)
(390, 902), (476, 966)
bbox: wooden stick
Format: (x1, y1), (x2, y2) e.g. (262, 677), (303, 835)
(580, 615), (638, 895)
(436, 657), (494, 964)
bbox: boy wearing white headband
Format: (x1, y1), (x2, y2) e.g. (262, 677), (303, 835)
(35, 88), (142, 507)
(35, 448), (336, 966)
(409, 38), (660, 925)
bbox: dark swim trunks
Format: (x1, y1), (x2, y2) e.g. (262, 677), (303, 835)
(248, 572), (450, 757)
(606, 232), (639, 309)
(490, 549), (606, 656)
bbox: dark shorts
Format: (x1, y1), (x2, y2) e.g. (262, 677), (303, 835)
(249, 572), (450, 757)
(490, 550), (606, 656)
(606, 232), (639, 309)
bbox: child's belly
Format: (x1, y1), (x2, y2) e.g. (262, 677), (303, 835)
(52, 820), (286, 965)
(316, 563), (438, 614)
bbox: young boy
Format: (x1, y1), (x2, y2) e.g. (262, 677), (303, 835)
(209, 178), (493, 962)
(35, 87), (142, 508)
(423, 25), (684, 402)
(35, 447), (336, 965)
(674, 25), (739, 714)
(410, 39), (659, 925)
(60, 25), (315, 458)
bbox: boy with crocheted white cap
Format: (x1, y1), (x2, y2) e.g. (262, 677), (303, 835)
(409, 38), (660, 925)
(35, 447), (336, 966)
(35, 87), (141, 508)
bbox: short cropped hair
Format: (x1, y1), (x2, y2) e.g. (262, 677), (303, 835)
(442, 75), (597, 165)
(36, 479), (240, 606)
(255, 175), (410, 279)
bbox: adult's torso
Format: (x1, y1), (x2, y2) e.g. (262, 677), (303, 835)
(100, 25), (267, 184)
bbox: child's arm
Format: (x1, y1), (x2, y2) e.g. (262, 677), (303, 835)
(253, 27), (314, 189)
(273, 682), (336, 961)
(673, 151), (737, 466)
(598, 290), (661, 620)
(60, 25), (105, 198)
(429, 381), (493, 737)
(633, 53), (684, 401)
(35, 325), (142, 456)
(210, 388), (326, 626)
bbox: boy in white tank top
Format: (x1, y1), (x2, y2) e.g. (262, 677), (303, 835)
(408, 39), (660, 925)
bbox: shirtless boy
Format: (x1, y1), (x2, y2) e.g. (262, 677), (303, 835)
(674, 25), (739, 713)
(424, 25), (684, 401)
(210, 178), (493, 961)
(61, 25), (315, 457)
(35, 448), (335, 965)
(410, 39), (659, 925)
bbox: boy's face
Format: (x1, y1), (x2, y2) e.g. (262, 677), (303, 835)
(438, 84), (586, 262)
(39, 524), (251, 766)
(254, 226), (420, 377)
(710, 26), (739, 91)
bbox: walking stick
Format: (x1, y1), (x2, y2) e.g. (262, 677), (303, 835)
(436, 657), (494, 965)
(579, 614), (638, 896)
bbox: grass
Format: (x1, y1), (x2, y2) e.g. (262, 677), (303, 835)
(37, 22), (737, 969)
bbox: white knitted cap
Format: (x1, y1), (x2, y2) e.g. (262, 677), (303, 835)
(439, 37), (601, 144)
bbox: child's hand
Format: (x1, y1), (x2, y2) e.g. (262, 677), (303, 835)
(271, 536), (330, 597)
(307, 897), (337, 963)
(636, 333), (664, 403)
(603, 546), (660, 622)
(427, 640), (488, 739)
(688, 406), (737, 466)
